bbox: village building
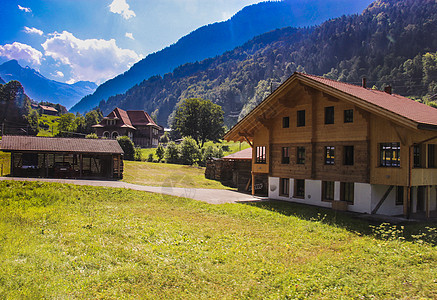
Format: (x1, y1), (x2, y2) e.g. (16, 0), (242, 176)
(225, 72), (437, 218)
(0, 135), (124, 179)
(93, 107), (163, 148)
(39, 105), (58, 116)
(205, 147), (258, 193)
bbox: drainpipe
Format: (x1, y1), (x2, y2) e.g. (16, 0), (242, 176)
(407, 145), (412, 219)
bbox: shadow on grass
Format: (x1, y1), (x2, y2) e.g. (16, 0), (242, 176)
(242, 200), (437, 245)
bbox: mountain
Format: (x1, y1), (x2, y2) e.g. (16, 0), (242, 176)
(0, 76), (4, 84)
(98, 0), (437, 128)
(0, 60), (97, 109)
(71, 0), (372, 113)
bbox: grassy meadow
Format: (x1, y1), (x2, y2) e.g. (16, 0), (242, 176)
(123, 160), (228, 189)
(0, 180), (436, 299)
(37, 114), (60, 137)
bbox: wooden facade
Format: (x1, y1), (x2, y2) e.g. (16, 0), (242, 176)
(225, 72), (437, 218)
(0, 136), (124, 179)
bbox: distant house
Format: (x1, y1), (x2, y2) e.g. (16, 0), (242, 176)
(39, 105), (58, 116)
(0, 135), (124, 179)
(225, 72), (437, 219)
(93, 107), (163, 148)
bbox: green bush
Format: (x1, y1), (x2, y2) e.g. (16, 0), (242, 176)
(155, 145), (165, 162)
(134, 147), (143, 161)
(147, 153), (154, 162)
(117, 136), (135, 161)
(164, 141), (180, 164)
(180, 137), (201, 165)
(85, 133), (98, 139)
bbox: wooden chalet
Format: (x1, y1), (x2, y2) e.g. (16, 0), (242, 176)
(225, 72), (437, 218)
(0, 136), (124, 179)
(93, 108), (163, 148)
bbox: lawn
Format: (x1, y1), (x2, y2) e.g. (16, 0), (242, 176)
(123, 160), (229, 189)
(0, 180), (436, 299)
(37, 114), (60, 137)
(0, 151), (10, 176)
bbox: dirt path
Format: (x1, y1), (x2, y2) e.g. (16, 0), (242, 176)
(0, 177), (265, 204)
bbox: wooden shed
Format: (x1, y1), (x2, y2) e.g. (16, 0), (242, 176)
(0, 135), (124, 179)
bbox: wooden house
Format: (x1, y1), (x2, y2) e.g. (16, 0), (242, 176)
(39, 105), (58, 116)
(93, 107), (163, 148)
(225, 72), (437, 218)
(0, 135), (124, 179)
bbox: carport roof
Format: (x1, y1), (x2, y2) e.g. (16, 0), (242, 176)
(0, 136), (124, 154)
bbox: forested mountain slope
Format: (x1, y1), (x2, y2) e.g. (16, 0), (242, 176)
(100, 0), (437, 127)
(71, 0), (371, 113)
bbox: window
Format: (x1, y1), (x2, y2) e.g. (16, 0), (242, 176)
(282, 147), (290, 164)
(344, 146), (354, 165)
(297, 110), (305, 127)
(380, 143), (400, 167)
(111, 131), (119, 139)
(256, 146), (266, 164)
(294, 179), (305, 198)
(413, 145), (422, 168)
(428, 144), (436, 168)
(280, 178), (290, 196)
(344, 109), (353, 123)
(297, 147), (305, 164)
(325, 146), (335, 165)
(325, 106), (334, 124)
(322, 181), (335, 202)
(282, 117), (290, 128)
(103, 131), (110, 138)
(341, 182), (354, 204)
(396, 186), (404, 206)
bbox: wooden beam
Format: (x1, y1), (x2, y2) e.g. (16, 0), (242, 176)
(322, 92), (340, 102)
(372, 185), (394, 214)
(238, 132), (253, 148)
(426, 185), (431, 218)
(251, 172), (255, 196)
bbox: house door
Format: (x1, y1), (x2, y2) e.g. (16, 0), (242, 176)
(416, 186), (425, 212)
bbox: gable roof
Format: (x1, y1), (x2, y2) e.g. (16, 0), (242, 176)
(126, 110), (160, 127)
(39, 105), (58, 112)
(225, 72), (437, 142)
(222, 147), (252, 160)
(299, 73), (437, 128)
(0, 136), (124, 154)
(94, 107), (160, 130)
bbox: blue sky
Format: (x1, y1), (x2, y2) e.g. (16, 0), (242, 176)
(0, 0), (371, 85)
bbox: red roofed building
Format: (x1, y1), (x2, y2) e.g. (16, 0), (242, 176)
(93, 107), (163, 148)
(225, 72), (437, 218)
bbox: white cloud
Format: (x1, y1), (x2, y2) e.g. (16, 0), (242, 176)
(24, 26), (44, 36)
(109, 0), (136, 20)
(0, 42), (43, 65)
(125, 32), (134, 40)
(54, 71), (64, 78)
(18, 5), (31, 13)
(42, 31), (142, 84)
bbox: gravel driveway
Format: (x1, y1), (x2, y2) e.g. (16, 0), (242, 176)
(0, 177), (265, 204)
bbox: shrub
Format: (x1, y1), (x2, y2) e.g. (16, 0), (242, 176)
(147, 153), (154, 162)
(180, 137), (201, 165)
(85, 133), (98, 139)
(155, 145), (165, 162)
(164, 141), (180, 164)
(117, 136), (135, 161)
(134, 147), (143, 161)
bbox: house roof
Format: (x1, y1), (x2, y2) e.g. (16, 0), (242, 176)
(299, 73), (437, 128)
(0, 136), (124, 154)
(222, 147), (252, 160)
(126, 110), (160, 127)
(225, 72), (437, 142)
(94, 107), (160, 130)
(39, 105), (58, 112)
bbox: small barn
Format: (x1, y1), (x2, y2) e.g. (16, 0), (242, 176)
(0, 136), (124, 179)
(205, 148), (267, 195)
(39, 105), (58, 116)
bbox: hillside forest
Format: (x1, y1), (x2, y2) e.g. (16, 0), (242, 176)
(98, 0), (437, 128)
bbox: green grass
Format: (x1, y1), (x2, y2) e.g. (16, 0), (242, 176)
(123, 160), (229, 189)
(0, 151), (10, 176)
(0, 180), (436, 299)
(37, 114), (60, 137)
